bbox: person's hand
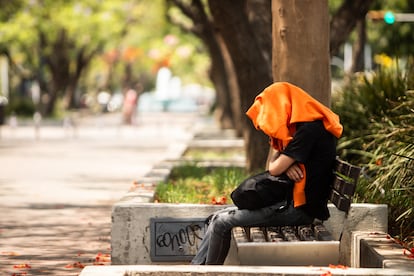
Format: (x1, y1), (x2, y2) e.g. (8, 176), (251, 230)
(286, 163), (304, 182)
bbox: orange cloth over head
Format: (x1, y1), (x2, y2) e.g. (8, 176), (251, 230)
(246, 82), (343, 207)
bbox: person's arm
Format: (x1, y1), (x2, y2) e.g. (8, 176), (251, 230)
(268, 154), (304, 182)
(268, 154), (295, 176)
(268, 149), (280, 164)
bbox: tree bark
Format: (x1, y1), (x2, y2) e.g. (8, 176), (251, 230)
(351, 19), (366, 73)
(64, 45), (101, 109)
(208, 34), (236, 131)
(167, 0), (241, 132)
(330, 0), (374, 57)
(215, 33), (242, 136)
(43, 29), (70, 115)
(272, 0), (331, 106)
(209, 0), (272, 173)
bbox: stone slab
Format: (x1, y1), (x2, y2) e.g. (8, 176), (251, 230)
(361, 236), (414, 269)
(80, 265), (414, 276)
(351, 231), (389, 267)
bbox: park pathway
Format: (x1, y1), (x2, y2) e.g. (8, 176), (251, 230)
(0, 111), (200, 275)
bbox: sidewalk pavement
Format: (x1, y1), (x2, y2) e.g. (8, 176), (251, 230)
(0, 111), (204, 276)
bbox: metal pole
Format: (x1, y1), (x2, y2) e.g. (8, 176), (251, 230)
(395, 13), (414, 22)
(0, 56), (8, 98)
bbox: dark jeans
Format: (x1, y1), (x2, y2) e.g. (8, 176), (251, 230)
(191, 201), (314, 265)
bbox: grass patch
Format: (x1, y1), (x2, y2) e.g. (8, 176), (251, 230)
(154, 163), (248, 204)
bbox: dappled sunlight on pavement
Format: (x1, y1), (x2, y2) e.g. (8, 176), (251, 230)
(0, 205), (112, 275)
(0, 111), (200, 275)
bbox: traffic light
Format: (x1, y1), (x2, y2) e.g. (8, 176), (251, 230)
(367, 10), (396, 24)
(383, 11), (395, 24)
(368, 11), (414, 23)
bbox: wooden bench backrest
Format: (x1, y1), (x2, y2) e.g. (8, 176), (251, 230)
(330, 157), (361, 214)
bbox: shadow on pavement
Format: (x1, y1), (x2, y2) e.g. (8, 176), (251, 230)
(0, 204), (112, 276)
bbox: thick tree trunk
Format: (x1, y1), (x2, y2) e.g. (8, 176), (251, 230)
(167, 0), (241, 132)
(330, 0), (374, 57)
(209, 34), (236, 130)
(272, 0), (331, 106)
(209, 0), (272, 173)
(64, 46), (97, 109)
(39, 27), (102, 114)
(216, 34), (242, 136)
(351, 19), (366, 73)
(41, 30), (69, 115)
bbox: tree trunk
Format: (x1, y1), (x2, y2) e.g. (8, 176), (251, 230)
(330, 0), (374, 58)
(216, 33), (243, 136)
(167, 0), (241, 132)
(64, 46), (100, 109)
(42, 29), (73, 115)
(272, 0), (331, 106)
(209, 34), (236, 130)
(351, 18), (366, 73)
(209, 0), (272, 173)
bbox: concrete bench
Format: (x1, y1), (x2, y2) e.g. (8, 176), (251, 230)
(111, 155), (388, 267)
(231, 158), (362, 266)
(111, 202), (388, 266)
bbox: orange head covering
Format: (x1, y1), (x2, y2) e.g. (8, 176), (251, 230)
(246, 82), (343, 207)
(246, 82), (343, 149)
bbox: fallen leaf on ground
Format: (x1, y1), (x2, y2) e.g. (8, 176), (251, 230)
(13, 264), (31, 269)
(1, 251), (19, 256)
(95, 252), (111, 263)
(328, 264), (348, 269)
(64, 262), (85, 269)
(211, 196), (227, 205)
(403, 248), (414, 259)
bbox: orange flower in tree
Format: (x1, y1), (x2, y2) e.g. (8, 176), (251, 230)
(103, 49), (119, 64)
(122, 47), (142, 63)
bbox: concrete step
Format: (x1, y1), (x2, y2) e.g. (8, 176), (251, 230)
(80, 264), (414, 276)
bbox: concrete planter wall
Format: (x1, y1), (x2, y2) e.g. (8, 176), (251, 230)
(111, 201), (387, 266)
(110, 128), (392, 268)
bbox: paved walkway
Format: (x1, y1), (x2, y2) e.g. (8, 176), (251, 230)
(0, 111), (201, 276)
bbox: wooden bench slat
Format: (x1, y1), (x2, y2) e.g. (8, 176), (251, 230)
(266, 227), (285, 242)
(332, 177), (356, 197)
(250, 227), (267, 242)
(330, 189), (351, 212)
(233, 227), (249, 242)
(313, 224), (335, 241)
(232, 157), (361, 263)
(330, 158), (361, 214)
(335, 158), (361, 182)
(232, 224), (336, 244)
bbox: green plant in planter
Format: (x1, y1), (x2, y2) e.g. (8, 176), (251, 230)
(332, 57), (414, 247)
(155, 163), (248, 205)
(356, 94), (414, 244)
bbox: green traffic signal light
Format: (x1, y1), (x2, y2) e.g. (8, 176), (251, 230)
(384, 11), (395, 24)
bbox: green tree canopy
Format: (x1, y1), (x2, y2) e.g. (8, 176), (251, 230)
(0, 0), (208, 116)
